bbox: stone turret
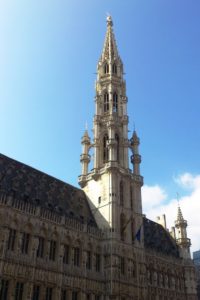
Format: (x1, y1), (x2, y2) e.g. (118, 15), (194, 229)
(130, 130), (141, 175)
(175, 205), (191, 259)
(80, 130), (91, 181)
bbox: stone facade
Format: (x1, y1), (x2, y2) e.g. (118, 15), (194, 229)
(0, 16), (197, 300)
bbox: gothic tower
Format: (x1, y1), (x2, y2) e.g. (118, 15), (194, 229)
(79, 16), (143, 245)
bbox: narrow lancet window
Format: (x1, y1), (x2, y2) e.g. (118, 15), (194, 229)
(104, 63), (109, 74)
(113, 92), (118, 112)
(112, 63), (117, 74)
(104, 92), (109, 112)
(130, 186), (133, 209)
(120, 213), (125, 241)
(103, 134), (109, 162)
(131, 218), (135, 243)
(115, 134), (119, 161)
(120, 181), (124, 206)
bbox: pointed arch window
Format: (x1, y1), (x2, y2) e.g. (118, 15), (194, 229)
(120, 213), (125, 241)
(113, 92), (118, 112)
(104, 92), (109, 113)
(115, 134), (119, 162)
(131, 218), (135, 243)
(120, 181), (124, 206)
(103, 134), (109, 162)
(104, 63), (109, 74)
(112, 63), (117, 74)
(130, 186), (133, 209)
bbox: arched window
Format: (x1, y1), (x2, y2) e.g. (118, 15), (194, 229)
(113, 92), (118, 112)
(130, 186), (133, 209)
(104, 93), (109, 112)
(104, 63), (109, 74)
(103, 134), (109, 162)
(115, 134), (119, 161)
(112, 63), (117, 74)
(120, 213), (125, 241)
(120, 181), (124, 206)
(131, 218), (135, 243)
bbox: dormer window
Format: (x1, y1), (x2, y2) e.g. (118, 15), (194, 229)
(112, 63), (117, 74)
(104, 63), (109, 74)
(104, 92), (109, 112)
(113, 92), (118, 112)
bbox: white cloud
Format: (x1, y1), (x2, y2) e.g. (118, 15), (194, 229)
(142, 173), (200, 254)
(142, 185), (167, 210)
(175, 173), (200, 190)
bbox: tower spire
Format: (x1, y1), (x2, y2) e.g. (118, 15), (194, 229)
(99, 15), (121, 64)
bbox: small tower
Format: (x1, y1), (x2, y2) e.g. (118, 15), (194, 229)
(130, 130), (141, 175)
(175, 205), (191, 259)
(80, 130), (91, 178)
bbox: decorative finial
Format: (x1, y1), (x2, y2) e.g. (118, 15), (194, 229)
(85, 121), (88, 131)
(176, 192), (180, 206)
(106, 15), (113, 27)
(133, 121), (136, 132)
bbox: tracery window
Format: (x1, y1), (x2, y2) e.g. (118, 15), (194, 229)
(49, 240), (56, 261)
(104, 92), (109, 112)
(0, 279), (9, 300)
(15, 282), (24, 300)
(113, 92), (118, 112)
(32, 285), (40, 300)
(63, 244), (69, 264)
(45, 287), (52, 300)
(131, 219), (135, 243)
(95, 253), (101, 272)
(120, 213), (125, 241)
(120, 181), (124, 206)
(112, 63), (117, 74)
(120, 256), (125, 275)
(21, 232), (29, 254)
(37, 237), (44, 258)
(73, 247), (80, 267)
(103, 134), (109, 162)
(61, 290), (67, 300)
(86, 250), (92, 270)
(104, 63), (109, 74)
(72, 291), (78, 300)
(7, 228), (16, 251)
(115, 134), (119, 161)
(130, 186), (133, 209)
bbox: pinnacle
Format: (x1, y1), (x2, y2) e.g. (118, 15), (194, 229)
(131, 130), (140, 145)
(177, 205), (184, 221)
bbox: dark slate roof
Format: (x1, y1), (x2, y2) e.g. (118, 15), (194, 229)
(143, 217), (180, 258)
(0, 154), (97, 227)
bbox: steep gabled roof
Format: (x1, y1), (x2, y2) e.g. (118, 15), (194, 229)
(143, 217), (180, 258)
(0, 154), (97, 227)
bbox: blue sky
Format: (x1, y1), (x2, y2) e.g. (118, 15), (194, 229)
(0, 1), (200, 250)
